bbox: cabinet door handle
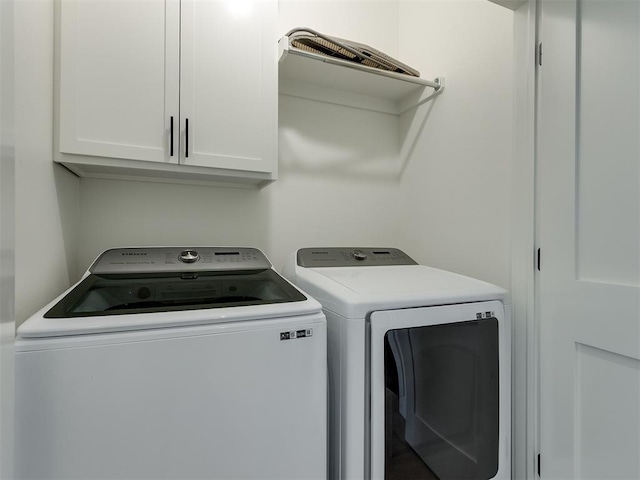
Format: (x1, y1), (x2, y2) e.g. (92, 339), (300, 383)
(170, 116), (174, 157)
(185, 118), (189, 158)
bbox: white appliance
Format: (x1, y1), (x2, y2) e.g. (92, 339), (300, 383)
(283, 247), (511, 480)
(15, 247), (327, 480)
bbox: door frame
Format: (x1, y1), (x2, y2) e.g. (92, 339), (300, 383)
(510, 0), (539, 478)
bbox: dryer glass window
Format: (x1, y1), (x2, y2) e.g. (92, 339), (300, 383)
(384, 319), (499, 480)
(44, 269), (307, 318)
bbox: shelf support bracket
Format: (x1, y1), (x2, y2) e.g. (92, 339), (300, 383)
(397, 76), (445, 114)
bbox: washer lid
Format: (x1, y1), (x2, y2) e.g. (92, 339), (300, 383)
(18, 247), (323, 338)
(19, 268), (320, 338)
(44, 268), (306, 319)
(19, 297), (322, 338)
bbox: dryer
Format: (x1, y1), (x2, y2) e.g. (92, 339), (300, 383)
(15, 247), (327, 480)
(283, 247), (510, 480)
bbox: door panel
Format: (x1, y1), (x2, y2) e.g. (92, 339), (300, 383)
(575, 344), (640, 479)
(576, 0), (640, 287)
(538, 1), (640, 478)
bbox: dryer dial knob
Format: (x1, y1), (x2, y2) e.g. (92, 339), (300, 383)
(179, 250), (200, 263)
(350, 249), (367, 261)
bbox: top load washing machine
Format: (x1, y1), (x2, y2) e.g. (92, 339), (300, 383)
(283, 247), (511, 480)
(15, 247), (327, 480)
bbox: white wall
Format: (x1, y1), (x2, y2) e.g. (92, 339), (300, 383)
(397, 0), (514, 289)
(14, 0), (80, 324)
(14, 0), (514, 325)
(0, 0), (15, 475)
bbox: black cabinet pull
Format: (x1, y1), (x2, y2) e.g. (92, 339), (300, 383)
(185, 118), (189, 158)
(170, 116), (174, 157)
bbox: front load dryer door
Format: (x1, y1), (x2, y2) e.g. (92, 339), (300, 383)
(369, 300), (510, 480)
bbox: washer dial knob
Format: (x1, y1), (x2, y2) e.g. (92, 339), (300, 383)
(350, 249), (367, 261)
(179, 250), (200, 263)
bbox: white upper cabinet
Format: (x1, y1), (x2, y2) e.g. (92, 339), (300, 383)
(56, 0), (277, 187)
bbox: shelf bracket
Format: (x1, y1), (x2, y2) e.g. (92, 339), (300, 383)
(397, 76), (445, 114)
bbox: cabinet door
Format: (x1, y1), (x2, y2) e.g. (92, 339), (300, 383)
(58, 0), (180, 164)
(180, 0), (277, 174)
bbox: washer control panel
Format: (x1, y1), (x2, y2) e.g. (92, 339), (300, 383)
(297, 247), (417, 267)
(90, 247), (271, 274)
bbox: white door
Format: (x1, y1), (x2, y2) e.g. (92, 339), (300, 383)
(58, 0), (180, 163)
(180, 0), (277, 173)
(369, 301), (510, 480)
(538, 1), (640, 478)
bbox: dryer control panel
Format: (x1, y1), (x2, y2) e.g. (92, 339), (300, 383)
(297, 247), (417, 267)
(90, 247), (272, 274)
